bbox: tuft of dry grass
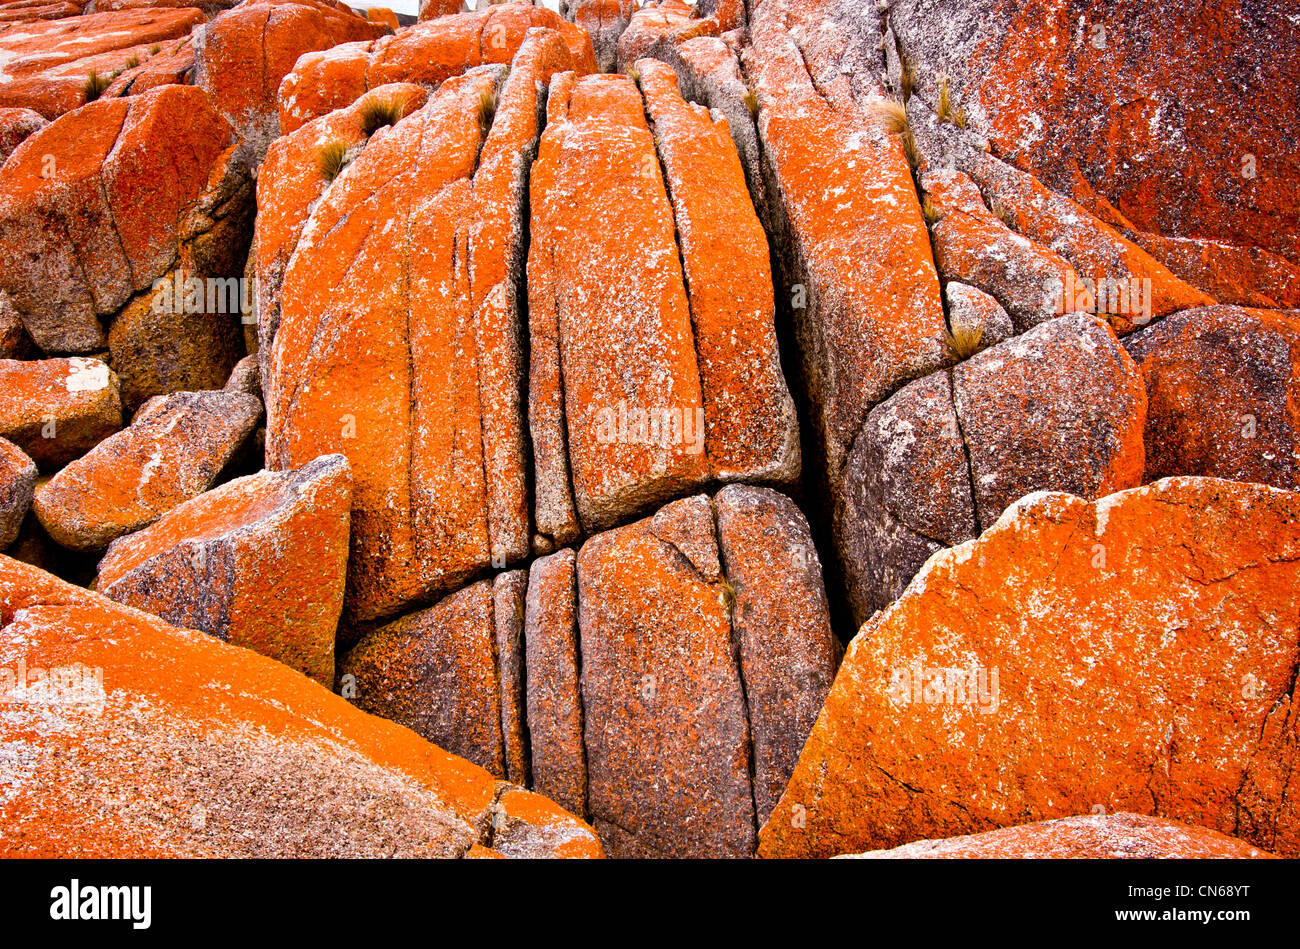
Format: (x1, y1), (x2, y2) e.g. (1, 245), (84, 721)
(149, 44), (161, 55)
(871, 98), (909, 135)
(624, 65), (641, 84)
(922, 193), (942, 226)
(358, 92), (410, 137)
(316, 139), (349, 181)
(872, 99), (922, 171)
(123, 55), (140, 70)
(899, 50), (915, 101)
(82, 69), (110, 102)
(946, 320), (985, 361)
(988, 195), (1017, 229)
(476, 87), (498, 137)
(936, 74), (966, 128)
(741, 87), (758, 116)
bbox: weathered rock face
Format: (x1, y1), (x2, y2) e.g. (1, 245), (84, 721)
(0, 556), (602, 858)
(843, 813), (1279, 859)
(279, 5), (595, 133)
(0, 8), (204, 118)
(266, 41), (571, 623)
(96, 454), (351, 687)
(0, 83), (248, 367)
(835, 314), (1145, 623)
(762, 478), (1300, 859)
(0, 358), (122, 470)
(563, 0), (631, 72)
(338, 487), (838, 858)
(193, 0), (388, 164)
(528, 69), (796, 546)
(617, 0), (714, 72)
(0, 437), (36, 548)
(953, 313), (1147, 528)
(1126, 306), (1300, 490)
(0, 106), (44, 162)
(33, 388), (260, 551)
(886, 0), (1300, 284)
(743, 0), (948, 486)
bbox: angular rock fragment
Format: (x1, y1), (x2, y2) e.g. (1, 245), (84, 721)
(563, 0), (631, 72)
(944, 282), (1013, 350)
(489, 786), (604, 859)
(340, 580), (506, 777)
(0, 84), (244, 356)
(0, 556), (601, 858)
(96, 454), (352, 687)
(33, 388), (260, 551)
(0, 106), (44, 163)
(843, 814), (1277, 860)
(0, 437), (36, 549)
(762, 478), (1300, 858)
(1125, 305), (1300, 489)
(0, 357), (122, 470)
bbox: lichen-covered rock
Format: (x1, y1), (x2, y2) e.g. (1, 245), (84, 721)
(0, 357), (122, 470)
(489, 786), (605, 859)
(576, 495), (756, 858)
(639, 60), (799, 486)
(528, 72), (708, 543)
(563, 0), (631, 72)
(616, 0), (715, 72)
(0, 84), (241, 355)
(492, 569), (529, 786)
(0, 555), (601, 858)
(944, 282), (1014, 350)
(1126, 305), (1300, 489)
(0, 106), (44, 163)
(761, 478), (1300, 858)
(954, 314), (1147, 528)
(886, 0), (1299, 276)
(714, 485), (839, 824)
(926, 168), (1086, 332)
(33, 388), (260, 551)
(96, 454), (352, 687)
(279, 5), (594, 133)
(843, 813), (1277, 860)
(0, 437), (36, 548)
(0, 8), (204, 118)
(193, 0), (388, 165)
(743, 0), (948, 483)
(266, 56), (571, 622)
(339, 579), (506, 777)
(523, 547), (586, 819)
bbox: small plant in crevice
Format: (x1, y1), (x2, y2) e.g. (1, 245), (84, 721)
(741, 87), (758, 116)
(921, 193), (942, 226)
(899, 49), (915, 101)
(123, 55), (140, 70)
(149, 44), (161, 55)
(988, 195), (1017, 229)
(872, 100), (922, 172)
(946, 320), (985, 362)
(358, 92), (409, 137)
(716, 575), (738, 612)
(82, 69), (110, 102)
(316, 138), (350, 182)
(936, 74), (966, 128)
(476, 87), (498, 137)
(624, 65), (641, 84)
